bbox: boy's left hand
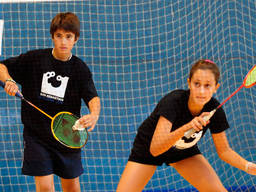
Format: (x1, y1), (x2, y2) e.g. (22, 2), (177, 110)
(78, 113), (99, 132)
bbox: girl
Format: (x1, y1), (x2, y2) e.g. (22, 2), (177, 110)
(117, 60), (256, 192)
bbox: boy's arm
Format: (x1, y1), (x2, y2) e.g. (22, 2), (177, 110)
(0, 63), (12, 82)
(0, 63), (18, 96)
(88, 96), (101, 116)
(79, 96), (101, 132)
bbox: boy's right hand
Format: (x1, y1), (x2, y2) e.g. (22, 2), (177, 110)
(4, 79), (19, 96)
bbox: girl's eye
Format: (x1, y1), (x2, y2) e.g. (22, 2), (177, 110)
(205, 84), (211, 88)
(194, 82), (200, 87)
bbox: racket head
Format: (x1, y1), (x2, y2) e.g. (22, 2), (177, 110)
(51, 111), (88, 149)
(243, 65), (256, 88)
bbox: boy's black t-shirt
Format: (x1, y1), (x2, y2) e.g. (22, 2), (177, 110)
(1, 48), (98, 151)
(135, 89), (230, 151)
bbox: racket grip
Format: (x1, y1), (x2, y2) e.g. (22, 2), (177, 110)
(184, 109), (216, 139)
(0, 80), (23, 98)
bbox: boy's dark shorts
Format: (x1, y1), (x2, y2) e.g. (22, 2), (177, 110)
(128, 144), (201, 166)
(22, 137), (83, 179)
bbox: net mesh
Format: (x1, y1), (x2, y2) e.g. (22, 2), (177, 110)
(0, 0), (256, 191)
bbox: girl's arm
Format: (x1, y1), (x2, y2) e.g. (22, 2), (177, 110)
(212, 131), (256, 175)
(150, 116), (185, 156)
(150, 112), (209, 157)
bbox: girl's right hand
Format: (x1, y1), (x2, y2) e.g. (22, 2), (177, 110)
(186, 112), (210, 132)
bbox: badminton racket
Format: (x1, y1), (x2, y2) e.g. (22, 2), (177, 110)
(184, 64), (256, 138)
(0, 80), (88, 148)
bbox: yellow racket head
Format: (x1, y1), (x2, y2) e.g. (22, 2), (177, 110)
(51, 111), (88, 149)
(244, 65), (256, 88)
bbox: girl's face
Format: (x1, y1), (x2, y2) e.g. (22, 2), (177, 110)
(188, 69), (219, 107)
(52, 29), (78, 61)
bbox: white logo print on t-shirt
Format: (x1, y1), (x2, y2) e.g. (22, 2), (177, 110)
(174, 130), (203, 149)
(40, 71), (69, 102)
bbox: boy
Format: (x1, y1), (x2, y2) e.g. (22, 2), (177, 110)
(0, 12), (100, 192)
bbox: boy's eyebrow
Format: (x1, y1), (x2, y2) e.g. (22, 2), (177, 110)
(55, 31), (74, 35)
(193, 78), (212, 83)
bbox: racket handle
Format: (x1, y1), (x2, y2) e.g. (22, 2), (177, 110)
(184, 109), (216, 139)
(0, 80), (23, 99)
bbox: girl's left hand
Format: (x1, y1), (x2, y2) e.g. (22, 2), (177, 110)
(78, 113), (99, 132)
(247, 162), (256, 175)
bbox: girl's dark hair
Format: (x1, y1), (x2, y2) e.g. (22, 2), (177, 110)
(50, 12), (80, 39)
(189, 59), (220, 84)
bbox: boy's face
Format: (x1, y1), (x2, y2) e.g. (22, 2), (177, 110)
(52, 29), (78, 58)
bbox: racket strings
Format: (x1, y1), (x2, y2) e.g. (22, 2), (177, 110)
(245, 66), (256, 86)
(52, 112), (88, 148)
